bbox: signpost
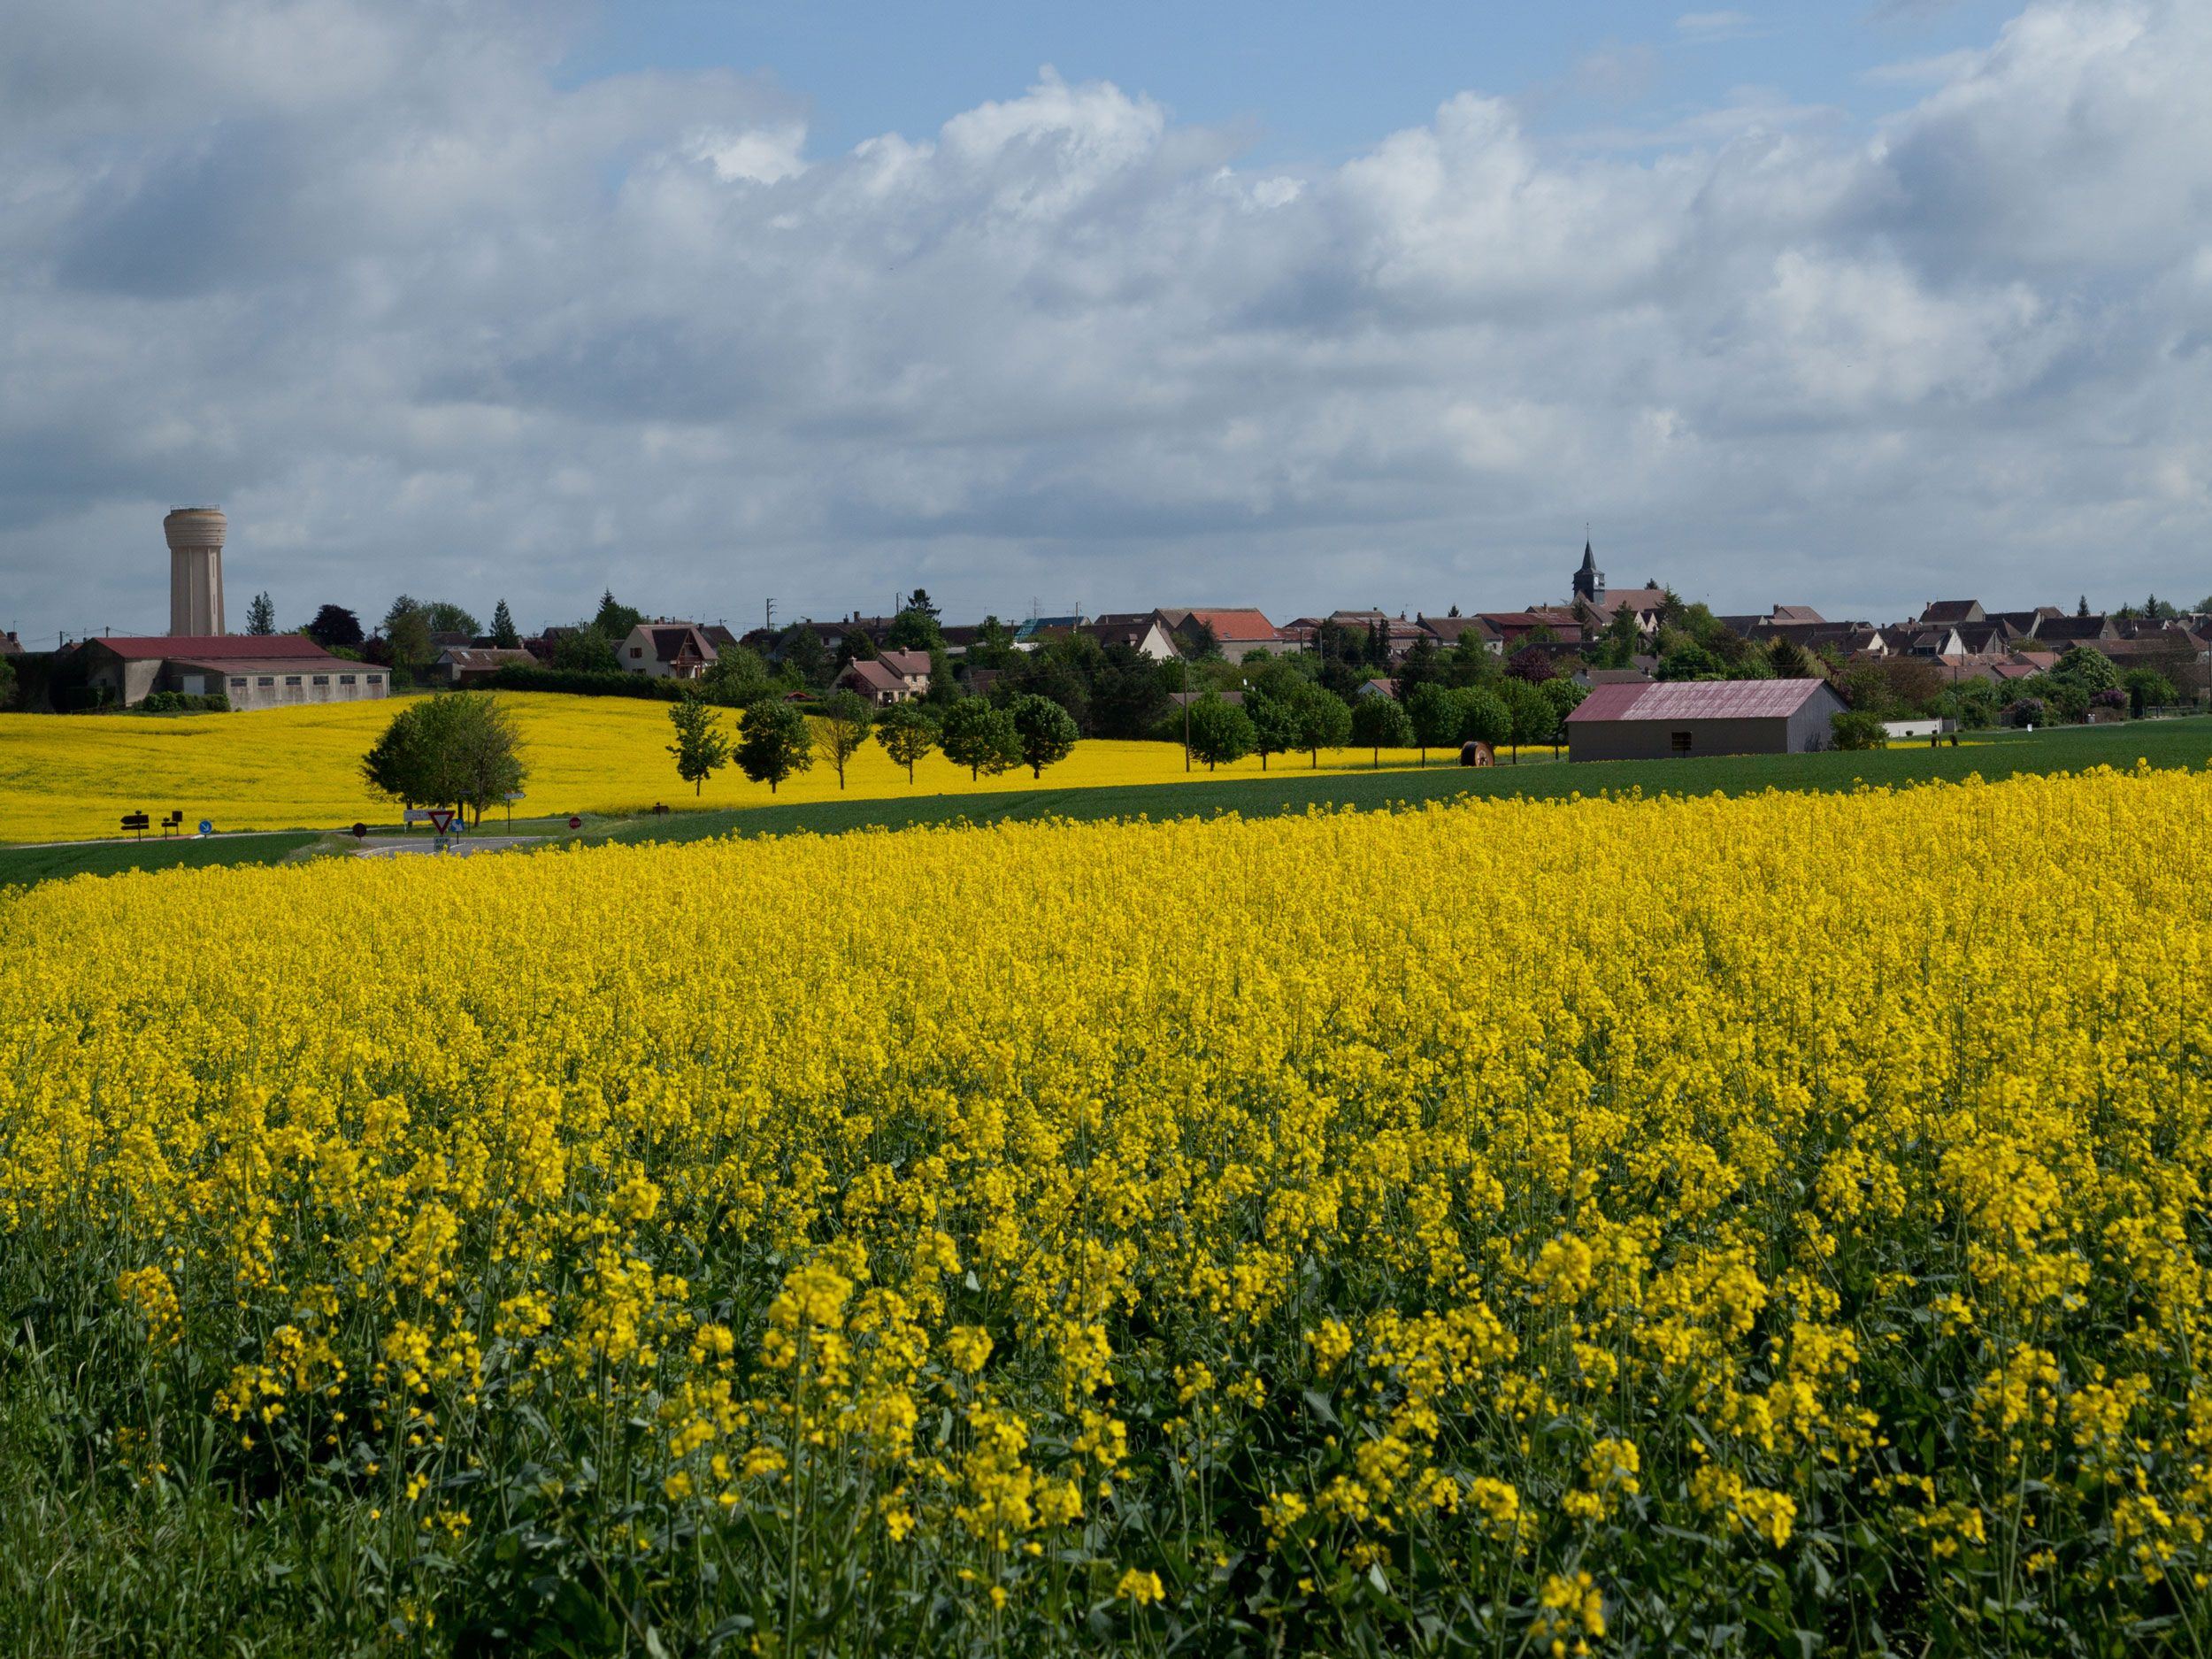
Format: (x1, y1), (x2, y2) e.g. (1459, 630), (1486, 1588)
(197, 819), (213, 838)
(403, 808), (437, 833)
(567, 816), (582, 831)
(352, 822), (369, 841)
(120, 811), (150, 841)
(160, 810), (183, 837)
(503, 790), (525, 827)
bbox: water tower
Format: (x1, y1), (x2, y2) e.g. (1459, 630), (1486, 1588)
(165, 506), (227, 636)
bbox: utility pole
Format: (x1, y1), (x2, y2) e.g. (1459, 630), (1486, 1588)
(765, 598), (776, 634)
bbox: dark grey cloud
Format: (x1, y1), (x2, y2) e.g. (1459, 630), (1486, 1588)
(2, 0), (2208, 642)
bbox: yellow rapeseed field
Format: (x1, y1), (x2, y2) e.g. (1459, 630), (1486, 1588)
(3, 764), (2209, 1653)
(0, 692), (1444, 842)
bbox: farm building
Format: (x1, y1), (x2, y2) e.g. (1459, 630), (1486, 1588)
(69, 634), (388, 710)
(1564, 678), (1847, 762)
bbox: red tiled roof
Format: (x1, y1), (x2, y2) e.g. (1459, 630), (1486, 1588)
(1566, 679), (1836, 723)
(83, 634), (336, 662)
(1182, 608), (1277, 639)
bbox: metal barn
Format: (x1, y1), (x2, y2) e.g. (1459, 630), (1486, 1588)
(1564, 679), (1848, 763)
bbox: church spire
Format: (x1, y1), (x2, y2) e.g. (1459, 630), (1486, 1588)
(1572, 536), (1605, 605)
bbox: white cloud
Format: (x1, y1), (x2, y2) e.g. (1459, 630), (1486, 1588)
(1, 0), (2208, 637)
(1675, 12), (1763, 44)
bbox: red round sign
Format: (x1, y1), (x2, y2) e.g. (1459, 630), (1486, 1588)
(568, 816), (582, 830)
(351, 822), (367, 839)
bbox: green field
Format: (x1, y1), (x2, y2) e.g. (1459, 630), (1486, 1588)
(595, 716), (2210, 845)
(0, 831), (326, 889)
(5, 718), (2202, 887)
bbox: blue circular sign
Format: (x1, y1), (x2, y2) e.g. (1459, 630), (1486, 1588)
(198, 819), (213, 836)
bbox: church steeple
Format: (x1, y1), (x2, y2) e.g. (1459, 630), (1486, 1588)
(1572, 537), (1605, 605)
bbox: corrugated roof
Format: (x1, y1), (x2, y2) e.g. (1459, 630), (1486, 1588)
(83, 634), (336, 662)
(1566, 678), (1835, 723)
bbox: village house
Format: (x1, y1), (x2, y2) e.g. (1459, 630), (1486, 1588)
(435, 646), (538, 687)
(833, 648), (933, 705)
(616, 620), (720, 680)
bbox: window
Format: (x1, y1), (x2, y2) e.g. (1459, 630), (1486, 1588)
(1671, 731), (1693, 755)
(285, 675), (302, 687)
(257, 677), (275, 687)
(368, 673), (383, 685)
(312, 675), (329, 686)
(630, 646), (643, 658)
(339, 673), (356, 686)
(229, 677), (247, 689)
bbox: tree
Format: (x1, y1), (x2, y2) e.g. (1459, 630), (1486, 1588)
(1832, 710), (1888, 750)
(1350, 694), (1412, 767)
(246, 592), (276, 634)
(735, 701), (814, 794)
(1458, 687), (1512, 751)
(551, 625), (619, 674)
(887, 606), (945, 653)
(595, 590), (644, 639)
(1395, 633), (1443, 703)
(939, 696), (1021, 780)
(818, 690), (874, 788)
(1764, 636), (1814, 679)
(905, 588), (941, 621)
(924, 643), (958, 707)
(0, 653), (14, 711)
(1245, 685), (1298, 772)
(781, 624), (830, 687)
(2077, 595), (2091, 618)
(2054, 645), (2120, 694)
(490, 600), (519, 649)
(1090, 643), (1169, 738)
(1655, 643), (1724, 681)
(1185, 619), (1222, 660)
(1497, 676), (1555, 762)
(2123, 668), (2177, 718)
(1539, 678), (1588, 757)
(701, 643), (776, 707)
(423, 602), (480, 638)
(873, 702), (939, 782)
(1009, 693), (1079, 779)
(305, 604), (363, 650)
(666, 693), (732, 795)
(965, 616), (1020, 672)
(360, 695), (526, 823)
(1186, 694), (1255, 771)
(1506, 645), (1556, 683)
(1590, 604), (1643, 670)
(1405, 680), (1463, 765)
(1287, 681), (1352, 768)
(381, 596), (434, 668)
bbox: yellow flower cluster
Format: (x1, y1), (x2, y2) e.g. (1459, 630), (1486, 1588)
(0, 691), (1436, 841)
(6, 760), (2212, 1650)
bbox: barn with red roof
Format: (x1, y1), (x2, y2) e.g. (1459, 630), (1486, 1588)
(1563, 678), (1847, 762)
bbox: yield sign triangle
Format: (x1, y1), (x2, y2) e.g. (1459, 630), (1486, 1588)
(427, 809), (457, 833)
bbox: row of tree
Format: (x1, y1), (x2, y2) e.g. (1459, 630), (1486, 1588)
(666, 689), (1083, 796)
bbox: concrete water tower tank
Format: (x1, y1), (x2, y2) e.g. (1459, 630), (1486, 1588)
(165, 506), (227, 636)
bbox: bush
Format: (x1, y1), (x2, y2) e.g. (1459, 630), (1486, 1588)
(2009, 696), (2047, 728)
(1831, 710), (1889, 750)
(136, 691), (230, 714)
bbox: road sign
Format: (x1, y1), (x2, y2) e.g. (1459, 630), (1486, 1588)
(427, 809), (457, 834)
(120, 811), (150, 840)
(503, 792), (526, 802)
(352, 822), (368, 840)
(567, 816), (582, 830)
(198, 819), (213, 837)
(403, 808), (436, 826)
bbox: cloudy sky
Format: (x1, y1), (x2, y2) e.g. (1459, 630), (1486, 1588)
(4, 0), (2207, 641)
